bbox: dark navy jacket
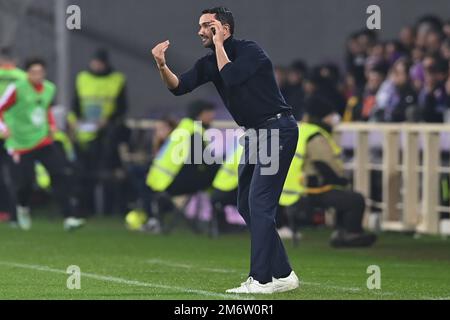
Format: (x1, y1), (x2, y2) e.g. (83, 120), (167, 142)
(170, 37), (291, 128)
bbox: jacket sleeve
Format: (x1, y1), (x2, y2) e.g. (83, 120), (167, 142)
(170, 56), (211, 96)
(219, 41), (267, 87)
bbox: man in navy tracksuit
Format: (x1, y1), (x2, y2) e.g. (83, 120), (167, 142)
(151, 7), (299, 294)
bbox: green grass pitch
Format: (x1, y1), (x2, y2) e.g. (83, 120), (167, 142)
(0, 217), (449, 300)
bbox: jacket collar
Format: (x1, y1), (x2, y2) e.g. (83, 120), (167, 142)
(211, 35), (234, 53)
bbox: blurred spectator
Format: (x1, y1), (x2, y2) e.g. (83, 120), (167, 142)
(144, 100), (220, 232)
(365, 42), (385, 73)
(443, 20), (450, 38)
(346, 32), (367, 90)
(367, 59), (417, 122)
(71, 48), (128, 214)
(425, 29), (445, 54)
(415, 15), (443, 49)
(410, 47), (426, 92)
(385, 58), (418, 122)
(0, 48), (26, 222)
(274, 65), (287, 90)
(342, 72), (359, 100)
(419, 56), (449, 122)
(344, 63), (387, 121)
(339, 14), (450, 123)
(441, 38), (450, 61)
(308, 64), (346, 116)
(384, 40), (407, 66)
(399, 26), (416, 52)
(152, 116), (178, 155)
(283, 60), (307, 120)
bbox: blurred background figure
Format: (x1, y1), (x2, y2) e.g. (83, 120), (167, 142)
(0, 47), (26, 223)
(122, 115), (178, 232)
(281, 95), (377, 247)
(283, 60), (308, 121)
(143, 100), (220, 233)
(419, 55), (449, 122)
(71, 49), (128, 215)
(370, 58), (417, 122)
(343, 63), (388, 121)
(0, 58), (84, 231)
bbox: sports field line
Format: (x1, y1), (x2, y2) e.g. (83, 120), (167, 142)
(144, 258), (375, 294)
(145, 259), (450, 299)
(0, 261), (253, 300)
(146, 258), (244, 274)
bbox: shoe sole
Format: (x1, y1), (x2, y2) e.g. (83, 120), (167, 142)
(226, 289), (274, 294)
(273, 281), (300, 293)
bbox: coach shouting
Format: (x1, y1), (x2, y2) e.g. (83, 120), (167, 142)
(151, 7), (299, 294)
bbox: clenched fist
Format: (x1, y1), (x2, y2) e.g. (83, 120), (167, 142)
(151, 40), (170, 69)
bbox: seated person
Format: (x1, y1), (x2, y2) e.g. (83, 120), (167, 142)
(144, 100), (220, 231)
(280, 95), (377, 247)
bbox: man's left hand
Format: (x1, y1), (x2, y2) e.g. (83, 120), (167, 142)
(209, 20), (225, 46)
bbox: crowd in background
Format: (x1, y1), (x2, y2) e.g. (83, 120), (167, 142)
(275, 15), (450, 124)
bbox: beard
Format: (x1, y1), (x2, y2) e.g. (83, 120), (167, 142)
(200, 36), (213, 48)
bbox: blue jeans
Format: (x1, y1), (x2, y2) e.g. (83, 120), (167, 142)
(237, 114), (299, 283)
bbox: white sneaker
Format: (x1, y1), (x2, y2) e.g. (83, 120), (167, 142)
(64, 217), (86, 231)
(226, 277), (274, 294)
(272, 271), (300, 293)
(17, 206), (31, 230)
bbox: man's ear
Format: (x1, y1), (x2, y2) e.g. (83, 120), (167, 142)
(223, 24), (231, 35)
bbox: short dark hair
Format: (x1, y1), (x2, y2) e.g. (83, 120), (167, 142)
(290, 59), (308, 75)
(24, 57), (46, 70)
(202, 7), (235, 35)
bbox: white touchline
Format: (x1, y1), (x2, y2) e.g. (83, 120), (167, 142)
(0, 261), (253, 300)
(146, 258), (243, 274)
(145, 259), (371, 293)
(144, 259), (450, 299)
(2, 261), (446, 300)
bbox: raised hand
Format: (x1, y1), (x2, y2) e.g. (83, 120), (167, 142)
(151, 40), (170, 68)
(208, 20), (225, 46)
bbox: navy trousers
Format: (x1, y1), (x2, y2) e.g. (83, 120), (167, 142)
(237, 114), (298, 283)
